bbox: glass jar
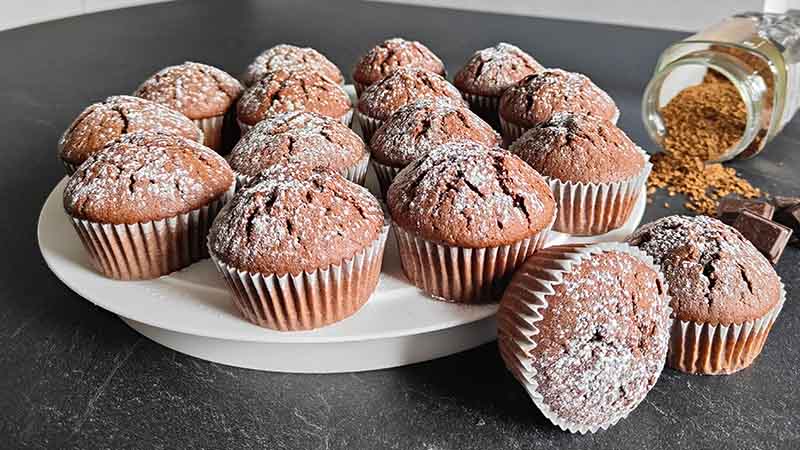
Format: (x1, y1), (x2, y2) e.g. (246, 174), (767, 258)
(642, 11), (800, 162)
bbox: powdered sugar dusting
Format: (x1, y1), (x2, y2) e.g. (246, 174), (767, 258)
(134, 61), (243, 119)
(499, 68), (618, 128)
(357, 67), (466, 120)
(58, 95), (203, 165)
(208, 164), (383, 274)
(237, 69), (351, 125)
(352, 37), (445, 86)
(228, 111), (365, 176)
(626, 215), (781, 323)
(242, 44), (343, 87)
(370, 97), (501, 167)
(529, 250), (670, 428)
(454, 43), (543, 96)
(64, 130), (233, 223)
(387, 142), (556, 247)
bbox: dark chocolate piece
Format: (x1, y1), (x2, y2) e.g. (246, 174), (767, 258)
(717, 197), (774, 224)
(733, 210), (793, 265)
(775, 204), (800, 247)
(770, 195), (800, 210)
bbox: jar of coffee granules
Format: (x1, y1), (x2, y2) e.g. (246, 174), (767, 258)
(642, 11), (800, 162)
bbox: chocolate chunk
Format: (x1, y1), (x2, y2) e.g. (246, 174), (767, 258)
(717, 197), (774, 224)
(770, 195), (800, 210)
(733, 210), (793, 264)
(775, 203), (800, 247)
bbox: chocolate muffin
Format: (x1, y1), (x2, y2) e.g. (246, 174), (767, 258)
(242, 44), (344, 87)
(208, 164), (388, 331)
(134, 61), (243, 151)
(58, 95), (203, 174)
(369, 97), (501, 196)
(64, 130), (234, 280)
(352, 37), (446, 95)
(236, 68), (352, 133)
(227, 111), (368, 188)
(510, 112), (650, 235)
(387, 142), (556, 303)
(498, 68), (618, 144)
(626, 215), (785, 375)
(498, 243), (671, 433)
(454, 43), (543, 126)
(356, 67), (465, 141)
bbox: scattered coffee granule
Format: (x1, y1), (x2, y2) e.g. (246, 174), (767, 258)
(649, 79), (761, 214)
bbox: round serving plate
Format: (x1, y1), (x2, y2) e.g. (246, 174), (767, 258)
(37, 176), (646, 373)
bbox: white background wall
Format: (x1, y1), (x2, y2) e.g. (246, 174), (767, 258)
(0, 0), (788, 33)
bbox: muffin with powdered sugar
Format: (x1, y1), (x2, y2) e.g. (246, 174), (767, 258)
(242, 44), (343, 87)
(352, 37), (445, 95)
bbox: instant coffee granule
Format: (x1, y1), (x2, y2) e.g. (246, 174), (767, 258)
(649, 76), (761, 214)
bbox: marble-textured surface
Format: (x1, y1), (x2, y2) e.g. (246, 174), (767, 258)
(0, 1), (797, 448)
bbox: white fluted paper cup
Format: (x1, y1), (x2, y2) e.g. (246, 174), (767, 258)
(391, 217), (553, 304)
(668, 283), (785, 375)
(69, 184), (234, 280)
(194, 115), (224, 151)
(461, 92), (501, 128)
(355, 109), (383, 143)
(210, 224), (389, 331)
(547, 149), (651, 236)
(496, 242), (672, 434)
(371, 160), (402, 199)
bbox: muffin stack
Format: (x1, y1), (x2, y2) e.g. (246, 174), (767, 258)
(54, 37), (786, 436)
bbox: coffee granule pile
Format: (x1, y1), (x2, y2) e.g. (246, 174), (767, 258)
(649, 77), (761, 214)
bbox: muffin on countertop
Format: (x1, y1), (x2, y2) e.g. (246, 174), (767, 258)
(454, 43), (543, 125)
(64, 130), (234, 279)
(227, 111), (368, 187)
(134, 61), (243, 151)
(498, 243), (671, 433)
(510, 112), (649, 235)
(369, 97), (501, 196)
(352, 37), (445, 95)
(498, 68), (618, 144)
(58, 95), (203, 174)
(208, 164), (388, 331)
(237, 68), (352, 132)
(242, 44), (343, 87)
(356, 67), (465, 141)
(387, 141), (556, 303)
(626, 215), (785, 374)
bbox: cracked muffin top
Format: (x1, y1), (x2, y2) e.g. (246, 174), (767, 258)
(58, 96), (204, 167)
(208, 164), (384, 274)
(626, 215), (782, 324)
(63, 131), (233, 223)
(504, 246), (670, 429)
(357, 67), (465, 121)
(228, 111), (366, 178)
(134, 61), (243, 120)
(352, 37), (445, 89)
(370, 97), (501, 168)
(237, 69), (352, 126)
(509, 112), (644, 183)
(387, 142), (556, 247)
(499, 69), (618, 128)
(454, 43), (543, 97)
(242, 44), (344, 87)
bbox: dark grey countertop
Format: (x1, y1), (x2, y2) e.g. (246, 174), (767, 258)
(0, 1), (797, 449)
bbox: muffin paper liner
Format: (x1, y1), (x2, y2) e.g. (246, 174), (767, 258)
(210, 224), (389, 331)
(496, 242), (672, 434)
(238, 109), (354, 136)
(371, 160), (402, 199)
(546, 149), (652, 235)
(668, 283), (785, 375)
(499, 108), (620, 146)
(62, 161), (79, 176)
(69, 184), (235, 280)
(391, 217), (553, 304)
(233, 154), (370, 191)
(355, 110), (383, 143)
(461, 92), (501, 128)
(194, 115), (224, 151)
(354, 82), (369, 98)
